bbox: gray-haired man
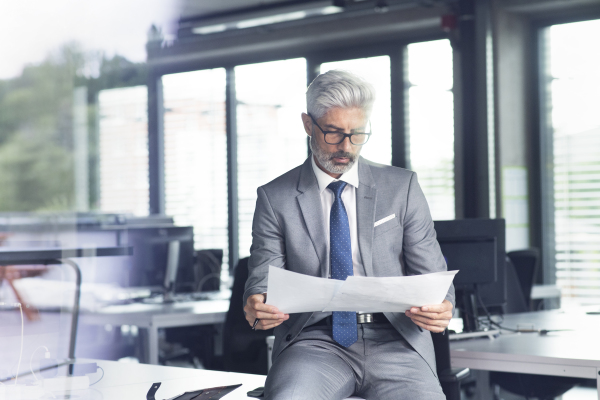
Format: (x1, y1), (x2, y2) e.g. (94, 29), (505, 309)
(243, 70), (454, 400)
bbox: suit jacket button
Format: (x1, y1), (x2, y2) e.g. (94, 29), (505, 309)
(286, 334), (292, 341)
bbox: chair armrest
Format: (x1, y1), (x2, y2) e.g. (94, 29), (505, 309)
(438, 367), (470, 383)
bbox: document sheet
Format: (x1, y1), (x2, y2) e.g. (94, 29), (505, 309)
(266, 266), (457, 313)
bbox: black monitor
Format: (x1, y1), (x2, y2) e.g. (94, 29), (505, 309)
(125, 226), (195, 298)
(434, 219), (506, 332)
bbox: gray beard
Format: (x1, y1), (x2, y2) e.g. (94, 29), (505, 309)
(309, 134), (359, 175)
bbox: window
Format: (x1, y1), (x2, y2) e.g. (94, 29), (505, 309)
(542, 19), (600, 306)
(406, 40), (455, 220)
(235, 58), (308, 258)
(98, 86), (149, 216)
(162, 69), (229, 265)
(320, 56), (392, 166)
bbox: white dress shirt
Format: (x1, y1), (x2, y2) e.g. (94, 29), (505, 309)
(311, 156), (365, 277)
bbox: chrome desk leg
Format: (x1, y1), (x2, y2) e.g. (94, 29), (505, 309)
(59, 258), (82, 360)
(148, 324), (159, 365)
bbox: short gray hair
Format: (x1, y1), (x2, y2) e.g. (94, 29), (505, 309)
(306, 70), (376, 119)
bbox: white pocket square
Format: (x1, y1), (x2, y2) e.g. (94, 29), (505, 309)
(374, 214), (396, 227)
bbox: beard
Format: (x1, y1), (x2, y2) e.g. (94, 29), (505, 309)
(309, 134), (360, 175)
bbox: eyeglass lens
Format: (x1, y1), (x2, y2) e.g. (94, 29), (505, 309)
(324, 133), (369, 145)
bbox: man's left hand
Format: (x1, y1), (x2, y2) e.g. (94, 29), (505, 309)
(405, 299), (453, 333)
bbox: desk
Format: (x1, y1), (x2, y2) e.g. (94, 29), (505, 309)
(2, 359), (266, 400)
(81, 299), (230, 365)
(0, 247), (132, 359)
(450, 309), (600, 399)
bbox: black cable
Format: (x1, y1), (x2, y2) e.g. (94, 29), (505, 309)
(90, 366), (104, 386)
(474, 287), (520, 333)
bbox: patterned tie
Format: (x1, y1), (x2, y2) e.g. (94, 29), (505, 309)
(328, 180), (358, 347)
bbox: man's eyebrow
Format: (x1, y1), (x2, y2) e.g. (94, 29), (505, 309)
(324, 123), (367, 132)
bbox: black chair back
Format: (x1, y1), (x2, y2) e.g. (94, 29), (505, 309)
(503, 257), (529, 314)
(222, 257), (273, 374)
(507, 248), (539, 307)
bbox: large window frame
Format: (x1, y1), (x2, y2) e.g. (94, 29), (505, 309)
(531, 14), (600, 294)
(147, 33), (460, 272)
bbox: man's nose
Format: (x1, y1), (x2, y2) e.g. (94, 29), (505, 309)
(337, 136), (353, 152)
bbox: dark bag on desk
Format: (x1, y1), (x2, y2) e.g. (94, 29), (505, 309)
(147, 382), (242, 400)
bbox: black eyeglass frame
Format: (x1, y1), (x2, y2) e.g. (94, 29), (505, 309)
(308, 113), (372, 146)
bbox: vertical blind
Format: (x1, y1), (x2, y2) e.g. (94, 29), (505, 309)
(98, 86), (149, 216)
(162, 69), (229, 268)
(406, 40), (455, 221)
(545, 20), (600, 306)
(235, 58), (308, 258)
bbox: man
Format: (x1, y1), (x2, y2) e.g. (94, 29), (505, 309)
(243, 70), (454, 400)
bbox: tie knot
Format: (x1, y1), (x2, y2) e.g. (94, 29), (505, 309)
(327, 181), (347, 198)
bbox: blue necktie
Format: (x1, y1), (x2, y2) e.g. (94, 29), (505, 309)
(328, 181), (357, 347)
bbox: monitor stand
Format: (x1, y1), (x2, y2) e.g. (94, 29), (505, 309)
(449, 289), (500, 341)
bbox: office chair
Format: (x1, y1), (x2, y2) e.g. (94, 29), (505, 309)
(193, 249), (223, 292)
(490, 253), (583, 399)
(432, 330), (471, 400)
(507, 248), (540, 310)
(162, 249), (224, 367)
(221, 257), (273, 374)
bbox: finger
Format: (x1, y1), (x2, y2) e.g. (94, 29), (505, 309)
(410, 304), (445, 314)
(411, 318), (447, 333)
(408, 314), (450, 327)
(406, 310), (453, 320)
(255, 310), (289, 320)
(259, 319), (286, 330)
(420, 300), (453, 313)
(251, 301), (283, 315)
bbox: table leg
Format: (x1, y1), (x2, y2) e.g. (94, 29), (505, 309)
(148, 324), (159, 365)
(596, 368), (600, 400)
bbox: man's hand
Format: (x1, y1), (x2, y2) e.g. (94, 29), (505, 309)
(405, 299), (453, 333)
(244, 293), (289, 330)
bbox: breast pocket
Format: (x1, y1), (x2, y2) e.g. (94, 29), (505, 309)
(374, 215), (400, 237)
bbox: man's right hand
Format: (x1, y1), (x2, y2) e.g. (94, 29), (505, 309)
(244, 293), (289, 330)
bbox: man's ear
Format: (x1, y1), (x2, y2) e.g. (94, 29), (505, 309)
(301, 113), (312, 137)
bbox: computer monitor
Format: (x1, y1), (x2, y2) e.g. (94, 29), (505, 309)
(125, 226), (195, 298)
(434, 219), (506, 332)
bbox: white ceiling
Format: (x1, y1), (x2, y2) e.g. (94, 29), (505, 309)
(179, 0), (300, 20)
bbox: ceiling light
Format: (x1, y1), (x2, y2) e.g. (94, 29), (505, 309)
(192, 24), (227, 35)
(236, 11), (307, 29)
(191, 3), (344, 35)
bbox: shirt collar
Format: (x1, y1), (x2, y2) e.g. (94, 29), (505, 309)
(311, 155), (360, 194)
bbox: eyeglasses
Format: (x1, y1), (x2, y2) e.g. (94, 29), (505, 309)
(309, 114), (371, 146)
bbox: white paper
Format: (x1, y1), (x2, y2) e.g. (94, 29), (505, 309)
(266, 265), (457, 314)
(266, 266), (344, 313)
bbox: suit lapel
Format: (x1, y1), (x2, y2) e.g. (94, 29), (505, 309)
(296, 158), (329, 278)
(356, 158), (377, 277)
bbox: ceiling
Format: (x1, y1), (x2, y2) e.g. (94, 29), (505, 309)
(178, 0), (306, 21)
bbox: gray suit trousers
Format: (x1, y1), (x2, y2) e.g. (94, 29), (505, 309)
(264, 324), (445, 400)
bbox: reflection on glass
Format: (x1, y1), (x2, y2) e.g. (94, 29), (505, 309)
(320, 56), (392, 165)
(98, 86), (149, 215)
(406, 40), (454, 220)
(162, 69), (229, 268)
(235, 58), (308, 258)
(545, 19), (600, 306)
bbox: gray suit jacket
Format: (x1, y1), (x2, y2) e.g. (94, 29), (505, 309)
(243, 156), (455, 377)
